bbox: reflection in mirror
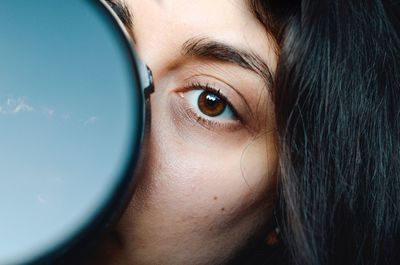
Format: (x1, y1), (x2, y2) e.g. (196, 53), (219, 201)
(0, 1), (143, 264)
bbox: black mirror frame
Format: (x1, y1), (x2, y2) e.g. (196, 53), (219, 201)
(23, 1), (146, 264)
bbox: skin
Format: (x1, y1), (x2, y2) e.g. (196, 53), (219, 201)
(91, 0), (280, 264)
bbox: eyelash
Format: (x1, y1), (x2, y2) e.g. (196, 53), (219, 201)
(181, 81), (242, 130)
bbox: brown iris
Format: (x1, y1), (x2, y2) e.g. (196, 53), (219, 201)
(197, 91), (226, 117)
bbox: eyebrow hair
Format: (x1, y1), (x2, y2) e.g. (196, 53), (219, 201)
(104, 0), (135, 38)
(182, 38), (274, 89)
(104, 1), (274, 89)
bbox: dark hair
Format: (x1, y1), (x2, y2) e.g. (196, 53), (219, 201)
(251, 1), (400, 264)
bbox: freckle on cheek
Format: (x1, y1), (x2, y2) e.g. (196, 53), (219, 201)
(221, 207), (225, 212)
(214, 196), (218, 200)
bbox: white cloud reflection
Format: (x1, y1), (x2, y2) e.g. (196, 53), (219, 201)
(0, 97), (98, 126)
(41, 107), (55, 117)
(0, 97), (34, 114)
(84, 116), (98, 125)
(62, 113), (71, 120)
(14, 101), (34, 113)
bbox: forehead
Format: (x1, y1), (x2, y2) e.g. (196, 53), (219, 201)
(129, 0), (255, 29)
(120, 0), (277, 70)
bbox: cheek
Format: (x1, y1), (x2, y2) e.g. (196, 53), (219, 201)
(124, 99), (278, 235)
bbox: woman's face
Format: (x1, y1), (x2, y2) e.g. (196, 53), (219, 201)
(111, 0), (279, 264)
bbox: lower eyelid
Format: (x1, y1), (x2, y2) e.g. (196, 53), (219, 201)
(173, 93), (243, 133)
(184, 89), (236, 121)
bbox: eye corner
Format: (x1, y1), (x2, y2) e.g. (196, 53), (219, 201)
(172, 85), (245, 133)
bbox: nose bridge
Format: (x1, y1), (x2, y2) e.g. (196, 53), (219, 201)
(135, 58), (154, 98)
(132, 6), (187, 81)
(135, 32), (182, 81)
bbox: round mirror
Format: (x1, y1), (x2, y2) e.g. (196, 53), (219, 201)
(0, 1), (147, 264)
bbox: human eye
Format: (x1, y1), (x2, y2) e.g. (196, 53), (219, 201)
(178, 82), (241, 131)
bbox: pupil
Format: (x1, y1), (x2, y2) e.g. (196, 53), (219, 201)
(198, 91), (226, 117)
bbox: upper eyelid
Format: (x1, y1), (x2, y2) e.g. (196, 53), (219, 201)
(103, 3), (273, 90)
(103, 3), (261, 125)
(172, 77), (258, 134)
(182, 74), (253, 118)
(181, 37), (274, 89)
(183, 82), (239, 118)
(103, 2), (269, 115)
(176, 92), (243, 132)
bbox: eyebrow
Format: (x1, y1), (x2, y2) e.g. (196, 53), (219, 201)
(104, 0), (135, 40)
(105, 1), (274, 88)
(182, 38), (274, 89)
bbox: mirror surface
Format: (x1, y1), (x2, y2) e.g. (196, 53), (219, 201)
(0, 1), (142, 264)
